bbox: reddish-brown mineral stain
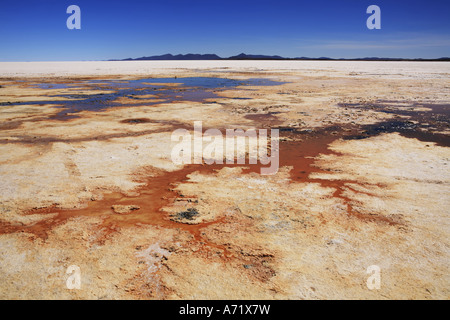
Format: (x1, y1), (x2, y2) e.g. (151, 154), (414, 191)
(0, 120), (402, 251)
(279, 132), (400, 226)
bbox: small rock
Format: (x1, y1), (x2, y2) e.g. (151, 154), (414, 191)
(173, 208), (199, 220)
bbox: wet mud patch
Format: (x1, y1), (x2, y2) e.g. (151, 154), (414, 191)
(120, 118), (152, 124)
(244, 112), (283, 127)
(339, 101), (450, 147)
(0, 120), (23, 131)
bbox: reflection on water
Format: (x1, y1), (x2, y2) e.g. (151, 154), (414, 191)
(9, 77), (286, 120)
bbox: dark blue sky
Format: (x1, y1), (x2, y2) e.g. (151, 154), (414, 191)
(0, 0), (449, 61)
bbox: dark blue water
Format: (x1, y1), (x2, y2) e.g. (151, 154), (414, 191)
(34, 77), (283, 90)
(4, 77), (286, 120)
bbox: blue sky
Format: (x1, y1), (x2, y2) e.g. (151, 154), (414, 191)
(0, 0), (449, 61)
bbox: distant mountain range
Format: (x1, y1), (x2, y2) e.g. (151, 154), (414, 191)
(111, 53), (450, 62)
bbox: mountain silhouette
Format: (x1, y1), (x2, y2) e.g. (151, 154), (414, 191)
(111, 53), (450, 62)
